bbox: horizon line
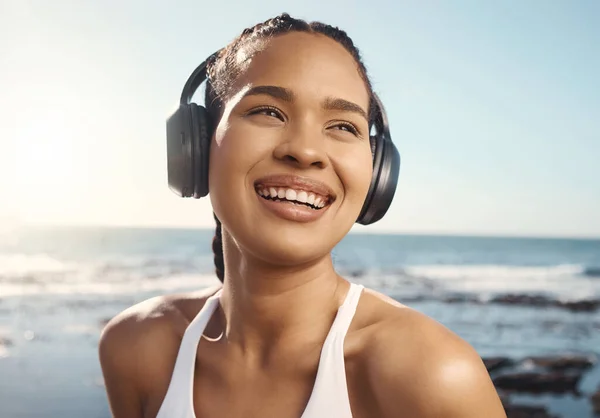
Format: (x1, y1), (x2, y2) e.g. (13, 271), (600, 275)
(11, 221), (600, 241)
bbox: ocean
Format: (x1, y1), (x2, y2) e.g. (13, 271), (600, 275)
(1, 226), (599, 417)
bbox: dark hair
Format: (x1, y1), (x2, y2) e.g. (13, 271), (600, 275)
(206, 13), (377, 283)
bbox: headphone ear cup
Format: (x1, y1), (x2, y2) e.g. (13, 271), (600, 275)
(166, 104), (212, 198)
(166, 105), (195, 197)
(190, 104), (212, 198)
(357, 134), (401, 225)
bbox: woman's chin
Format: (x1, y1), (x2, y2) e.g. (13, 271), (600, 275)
(237, 228), (339, 268)
(218, 204), (355, 268)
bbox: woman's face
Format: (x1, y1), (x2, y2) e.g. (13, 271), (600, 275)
(208, 32), (373, 266)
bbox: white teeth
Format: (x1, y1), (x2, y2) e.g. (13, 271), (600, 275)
(257, 186), (328, 209)
(297, 191), (308, 203)
(285, 189), (297, 201)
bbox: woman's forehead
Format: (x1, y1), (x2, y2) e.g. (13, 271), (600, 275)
(231, 32), (370, 108)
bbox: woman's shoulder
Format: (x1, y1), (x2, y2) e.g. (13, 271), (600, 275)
(349, 288), (506, 417)
(100, 284), (222, 350)
(98, 285), (222, 416)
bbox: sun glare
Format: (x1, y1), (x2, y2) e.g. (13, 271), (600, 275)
(14, 109), (88, 222)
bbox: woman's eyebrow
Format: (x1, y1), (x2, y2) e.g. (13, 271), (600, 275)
(243, 85), (295, 102)
(322, 97), (368, 122)
(243, 85), (368, 122)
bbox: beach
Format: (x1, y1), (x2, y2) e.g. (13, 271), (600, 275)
(1, 226), (599, 417)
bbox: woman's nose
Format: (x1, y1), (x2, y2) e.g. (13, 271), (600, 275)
(272, 125), (329, 169)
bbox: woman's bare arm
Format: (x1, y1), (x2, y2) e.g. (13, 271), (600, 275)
(98, 298), (186, 418)
(99, 308), (148, 418)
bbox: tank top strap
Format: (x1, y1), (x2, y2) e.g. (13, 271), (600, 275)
(155, 288), (222, 418)
(328, 283), (364, 337)
(300, 283), (364, 418)
(182, 288), (223, 342)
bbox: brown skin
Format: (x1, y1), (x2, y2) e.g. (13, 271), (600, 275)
(99, 32), (507, 417)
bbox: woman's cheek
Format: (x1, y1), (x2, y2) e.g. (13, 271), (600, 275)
(221, 123), (278, 169)
(332, 145), (373, 206)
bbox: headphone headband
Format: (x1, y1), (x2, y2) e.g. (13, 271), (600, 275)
(179, 50), (221, 105)
(371, 93), (390, 140)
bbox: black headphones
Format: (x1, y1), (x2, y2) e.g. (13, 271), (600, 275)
(166, 51), (401, 225)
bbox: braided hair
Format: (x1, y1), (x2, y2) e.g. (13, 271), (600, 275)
(205, 13), (377, 283)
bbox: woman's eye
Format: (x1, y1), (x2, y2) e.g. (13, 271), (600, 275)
(248, 107), (283, 120)
(332, 122), (359, 136)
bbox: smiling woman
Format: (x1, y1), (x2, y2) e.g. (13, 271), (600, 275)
(99, 13), (507, 418)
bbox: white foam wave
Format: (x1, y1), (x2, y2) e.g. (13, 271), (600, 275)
(406, 264), (583, 280)
(0, 253), (76, 277)
(0, 252), (218, 297)
(404, 264), (598, 300)
(0, 272), (220, 297)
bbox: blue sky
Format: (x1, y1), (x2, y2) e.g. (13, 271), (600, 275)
(1, 0), (598, 237)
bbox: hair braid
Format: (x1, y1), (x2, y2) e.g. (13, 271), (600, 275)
(211, 213), (225, 283)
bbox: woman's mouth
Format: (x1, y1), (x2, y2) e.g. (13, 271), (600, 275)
(252, 174), (336, 222)
(255, 186), (330, 210)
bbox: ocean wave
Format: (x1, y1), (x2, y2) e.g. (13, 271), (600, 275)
(0, 252), (217, 297)
(0, 272), (220, 297)
(3, 252), (599, 302)
(0, 252), (212, 280)
(302, 264), (600, 302)
(0, 254), (76, 278)
(404, 264), (586, 281)
(399, 264), (600, 301)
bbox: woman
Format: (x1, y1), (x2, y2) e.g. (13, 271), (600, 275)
(99, 13), (506, 418)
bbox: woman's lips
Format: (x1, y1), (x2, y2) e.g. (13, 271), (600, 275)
(256, 186), (329, 209)
(253, 174), (336, 203)
(252, 173), (335, 222)
(255, 190), (331, 223)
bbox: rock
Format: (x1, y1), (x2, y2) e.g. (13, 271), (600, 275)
(490, 294), (600, 312)
(493, 371), (582, 394)
(500, 392), (558, 417)
(504, 404), (558, 418)
(491, 294), (554, 308)
(396, 295), (427, 303)
(583, 266), (600, 278)
(559, 299), (600, 312)
(526, 354), (596, 371)
(0, 337), (13, 347)
(591, 389), (600, 415)
(483, 357), (514, 373)
(498, 392), (511, 408)
(443, 294), (482, 304)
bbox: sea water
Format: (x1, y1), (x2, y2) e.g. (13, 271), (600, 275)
(1, 226), (599, 417)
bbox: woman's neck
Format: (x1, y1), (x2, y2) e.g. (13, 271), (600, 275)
(217, 232), (350, 365)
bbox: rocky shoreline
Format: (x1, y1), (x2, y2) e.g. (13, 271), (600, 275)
(398, 292), (600, 313)
(483, 354), (600, 417)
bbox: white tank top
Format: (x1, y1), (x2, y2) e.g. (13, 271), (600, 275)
(156, 283), (364, 418)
